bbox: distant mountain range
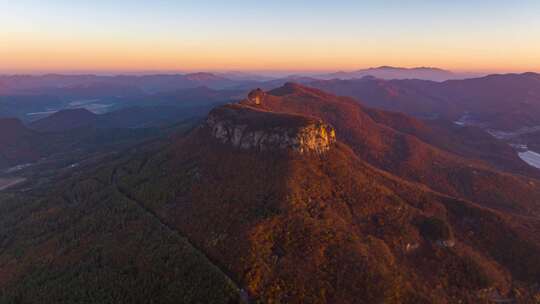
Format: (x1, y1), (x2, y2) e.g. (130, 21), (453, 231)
(305, 72), (540, 172)
(309, 72), (540, 131)
(0, 66), (480, 96)
(28, 106), (201, 132)
(2, 70), (540, 160)
(0, 102), (212, 171)
(313, 66), (481, 81)
(0, 73), (250, 95)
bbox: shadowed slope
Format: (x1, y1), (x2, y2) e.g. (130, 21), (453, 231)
(0, 118), (42, 168)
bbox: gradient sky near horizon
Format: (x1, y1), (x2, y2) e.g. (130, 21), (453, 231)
(1, 0), (540, 74)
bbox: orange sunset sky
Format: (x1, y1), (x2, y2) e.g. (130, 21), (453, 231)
(1, 1), (539, 74)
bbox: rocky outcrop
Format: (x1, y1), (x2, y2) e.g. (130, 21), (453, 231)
(205, 103), (336, 154)
(244, 88), (266, 105)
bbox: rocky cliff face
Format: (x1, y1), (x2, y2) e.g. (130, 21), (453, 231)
(245, 88), (266, 105)
(205, 103), (336, 154)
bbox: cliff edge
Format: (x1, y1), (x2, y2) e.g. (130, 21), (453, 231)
(205, 100), (335, 154)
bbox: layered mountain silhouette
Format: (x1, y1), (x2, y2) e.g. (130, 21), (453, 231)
(0, 106), (203, 171)
(0, 73), (249, 95)
(29, 108), (99, 132)
(28, 107), (191, 132)
(310, 72), (540, 131)
(315, 66), (460, 81)
(2, 84), (540, 303)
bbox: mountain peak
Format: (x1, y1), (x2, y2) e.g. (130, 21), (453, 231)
(205, 103), (336, 154)
(371, 65), (448, 72)
(30, 108), (98, 132)
(267, 82), (334, 99)
(317, 66), (455, 81)
(43, 108), (98, 122)
(373, 65), (399, 70)
(282, 81), (304, 89)
(184, 72), (223, 81)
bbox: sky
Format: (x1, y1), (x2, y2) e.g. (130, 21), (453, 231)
(1, 0), (539, 74)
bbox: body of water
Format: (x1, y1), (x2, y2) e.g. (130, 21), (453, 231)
(518, 150), (540, 169)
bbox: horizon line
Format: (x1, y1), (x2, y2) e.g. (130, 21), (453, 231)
(1, 66), (538, 77)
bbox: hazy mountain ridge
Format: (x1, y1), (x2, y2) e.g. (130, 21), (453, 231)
(307, 72), (540, 171)
(315, 66), (463, 81)
(309, 72), (540, 130)
(0, 73), (254, 94)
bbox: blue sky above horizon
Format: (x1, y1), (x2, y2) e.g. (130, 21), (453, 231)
(1, 0), (539, 74)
